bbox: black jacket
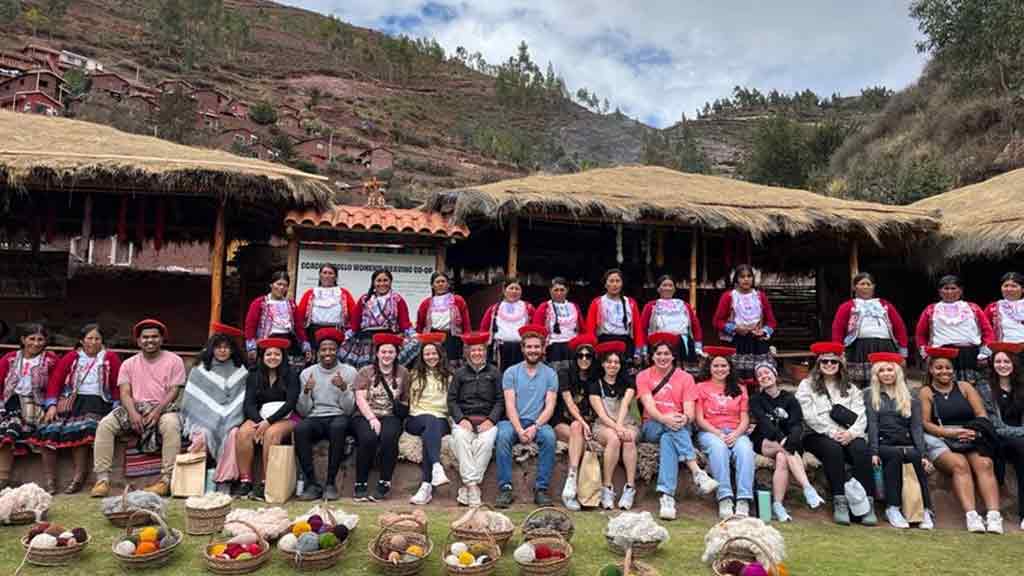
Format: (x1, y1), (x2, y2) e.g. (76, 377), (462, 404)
(750, 389), (803, 449)
(447, 362), (504, 424)
(243, 367), (299, 424)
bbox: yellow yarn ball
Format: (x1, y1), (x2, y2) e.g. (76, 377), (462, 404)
(291, 522), (312, 537)
(138, 527), (159, 543)
(458, 551), (475, 566)
(405, 544), (426, 557)
(209, 544), (227, 557)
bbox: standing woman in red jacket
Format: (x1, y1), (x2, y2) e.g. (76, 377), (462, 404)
(984, 272), (1024, 344)
(244, 270), (311, 367)
(479, 277), (535, 373)
(533, 277), (584, 371)
(296, 264), (357, 344)
(585, 269), (644, 367)
(641, 274), (703, 365)
(35, 323), (121, 494)
(915, 274), (994, 383)
(831, 272), (909, 389)
(416, 271), (473, 366)
(713, 264), (777, 381)
(338, 268), (421, 369)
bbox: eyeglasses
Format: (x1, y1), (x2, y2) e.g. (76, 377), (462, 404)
(819, 358), (840, 366)
(577, 353), (594, 359)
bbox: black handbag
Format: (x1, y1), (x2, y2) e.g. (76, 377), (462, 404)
(829, 404), (858, 429)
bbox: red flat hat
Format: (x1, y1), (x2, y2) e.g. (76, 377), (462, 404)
(925, 346), (959, 360)
(133, 318), (168, 340)
(810, 342), (844, 356)
(314, 327), (345, 345)
(257, 337), (291, 350)
(595, 340), (627, 355)
(567, 334), (598, 351)
(518, 324), (547, 339)
(704, 345), (736, 358)
(868, 352), (904, 365)
(460, 332), (490, 347)
(417, 332), (447, 345)
(648, 332), (680, 348)
(373, 333), (404, 348)
(989, 342), (1024, 355)
(210, 322), (242, 338)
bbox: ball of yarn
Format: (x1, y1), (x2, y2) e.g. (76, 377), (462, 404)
(776, 563), (789, 576)
(292, 521), (312, 537)
(475, 555), (491, 566)
(71, 527), (88, 543)
(332, 525), (349, 543)
(388, 534), (408, 551)
(246, 543), (262, 556)
(226, 543), (245, 559)
(236, 552), (253, 560)
(450, 542), (469, 556)
(599, 565), (624, 576)
(209, 544), (227, 557)
(30, 533), (58, 549)
(135, 541), (158, 556)
(56, 537), (70, 547)
(406, 544), (425, 557)
(296, 532), (320, 553)
(159, 535), (177, 549)
(44, 524), (65, 537)
(319, 533), (338, 549)
(513, 543), (536, 563)
(741, 562), (769, 576)
(28, 523), (49, 539)
(308, 514), (324, 533)
(115, 540), (136, 556)
(138, 527), (159, 543)
(469, 542), (490, 557)
(458, 551), (475, 566)
(724, 560), (746, 576)
(445, 554), (460, 567)
(58, 531), (75, 540)
(277, 534), (298, 553)
(534, 544), (553, 560)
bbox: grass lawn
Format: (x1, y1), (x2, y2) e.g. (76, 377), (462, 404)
(2, 495), (1019, 575)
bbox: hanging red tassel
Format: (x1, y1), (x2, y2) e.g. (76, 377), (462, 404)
(45, 198), (56, 244)
(117, 197), (129, 242)
(135, 196), (146, 250)
(154, 199), (166, 251)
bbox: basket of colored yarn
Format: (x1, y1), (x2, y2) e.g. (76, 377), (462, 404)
(105, 483), (160, 528)
(368, 524), (433, 576)
(110, 509), (183, 570)
(711, 536), (777, 576)
(441, 528), (501, 576)
(185, 493), (233, 536)
(521, 507), (574, 543)
(277, 508), (353, 571)
(204, 519), (272, 575)
(513, 529), (573, 576)
(450, 505), (515, 549)
(18, 523), (90, 569)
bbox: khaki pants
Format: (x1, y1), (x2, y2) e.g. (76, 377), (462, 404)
(93, 411), (181, 483)
(236, 419), (295, 483)
(450, 424), (498, 486)
(0, 446), (10, 482)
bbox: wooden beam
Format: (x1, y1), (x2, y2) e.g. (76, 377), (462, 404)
(506, 216), (519, 278)
(81, 193), (93, 242)
(287, 226), (299, 299)
(849, 240), (859, 280)
(689, 229), (699, 309)
(208, 200), (226, 335)
(435, 244), (447, 274)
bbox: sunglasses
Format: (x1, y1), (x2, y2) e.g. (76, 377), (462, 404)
(577, 353), (594, 359)
(819, 358), (840, 366)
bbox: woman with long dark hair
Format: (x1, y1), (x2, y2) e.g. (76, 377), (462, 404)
(985, 272), (1024, 344)
(831, 272), (909, 389)
(555, 334), (595, 511)
(976, 342), (1024, 530)
(713, 264), (777, 381)
(796, 342), (876, 526)
(585, 269), (644, 366)
(534, 277), (584, 372)
(589, 341), (639, 510)
(235, 337), (300, 500)
(37, 323), (121, 494)
(641, 275), (703, 363)
(416, 271), (472, 368)
(244, 270), (311, 366)
(915, 275), (994, 383)
(0, 323), (58, 492)
(405, 334), (453, 505)
(338, 269), (420, 369)
(297, 263), (357, 342)
(479, 276), (535, 373)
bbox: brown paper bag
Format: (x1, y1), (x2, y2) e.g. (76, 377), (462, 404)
(577, 443), (602, 508)
(171, 452), (207, 497)
(265, 444), (297, 504)
(901, 462), (924, 523)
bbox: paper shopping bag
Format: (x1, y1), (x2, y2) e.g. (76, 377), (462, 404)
(170, 452), (207, 497)
(265, 444), (297, 504)
(577, 443), (603, 508)
(901, 462), (924, 523)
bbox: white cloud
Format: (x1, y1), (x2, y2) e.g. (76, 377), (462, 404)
(283, 0), (927, 127)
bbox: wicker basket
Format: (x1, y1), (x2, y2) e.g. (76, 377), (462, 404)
(105, 483), (161, 528)
(379, 513), (428, 535)
(514, 529), (573, 576)
(441, 527), (501, 576)
(605, 535), (662, 558)
(204, 519), (272, 575)
(19, 531), (90, 567)
(450, 505), (514, 549)
(368, 524), (433, 576)
(710, 535), (778, 576)
(521, 507), (574, 543)
(186, 500), (232, 536)
(5, 509), (47, 526)
(111, 510), (183, 570)
(279, 507), (353, 572)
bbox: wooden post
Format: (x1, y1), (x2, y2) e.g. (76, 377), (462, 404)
(435, 244), (447, 274)
(506, 216), (519, 278)
(286, 226), (299, 299)
(208, 200), (227, 334)
(849, 240), (860, 280)
(689, 229), (699, 309)
(81, 194), (93, 242)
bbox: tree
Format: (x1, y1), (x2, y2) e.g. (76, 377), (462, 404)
(270, 130), (294, 163)
(62, 68), (91, 99)
(42, 0), (68, 33)
(155, 92), (198, 144)
(248, 100), (277, 125)
(22, 7), (47, 37)
(744, 117), (811, 188)
(0, 0), (20, 24)
(307, 87), (322, 110)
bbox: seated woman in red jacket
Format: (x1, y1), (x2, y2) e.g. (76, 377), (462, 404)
(416, 271), (472, 367)
(585, 269), (644, 367)
(915, 275), (994, 383)
(296, 264), (357, 344)
(831, 272), (909, 389)
(244, 270), (310, 366)
(713, 264), (777, 381)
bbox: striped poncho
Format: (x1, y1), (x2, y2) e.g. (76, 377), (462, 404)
(180, 360), (248, 460)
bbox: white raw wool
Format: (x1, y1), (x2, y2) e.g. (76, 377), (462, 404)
(701, 517), (785, 566)
(0, 483), (52, 524)
(186, 493), (232, 510)
(224, 506), (291, 540)
(605, 511), (670, 549)
(101, 491), (165, 516)
(296, 505), (359, 530)
(452, 508), (513, 533)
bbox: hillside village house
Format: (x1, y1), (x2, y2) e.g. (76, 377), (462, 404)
(0, 50), (43, 78)
(192, 87), (231, 115)
(89, 71), (157, 99)
(358, 146), (395, 173)
(226, 98), (250, 118)
(294, 137), (332, 167)
(155, 78), (194, 95)
(0, 70), (63, 115)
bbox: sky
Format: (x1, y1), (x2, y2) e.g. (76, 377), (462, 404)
(283, 1), (928, 128)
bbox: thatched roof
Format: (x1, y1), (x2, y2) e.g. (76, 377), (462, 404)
(0, 111), (331, 207)
(425, 166), (939, 243)
(911, 168), (1024, 260)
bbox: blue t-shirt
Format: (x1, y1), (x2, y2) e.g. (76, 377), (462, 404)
(502, 361), (558, 422)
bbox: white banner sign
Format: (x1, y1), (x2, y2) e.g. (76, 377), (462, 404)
(296, 247), (436, 308)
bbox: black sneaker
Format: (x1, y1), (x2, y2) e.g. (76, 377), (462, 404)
(496, 486), (514, 509)
(233, 481), (252, 498)
(533, 489), (553, 507)
(215, 482), (234, 495)
(324, 485), (340, 501)
(374, 480), (391, 501)
(249, 483), (265, 501)
(298, 483), (324, 501)
(354, 482), (370, 502)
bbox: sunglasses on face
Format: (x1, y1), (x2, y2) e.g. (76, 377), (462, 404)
(819, 358), (840, 366)
(577, 353), (593, 359)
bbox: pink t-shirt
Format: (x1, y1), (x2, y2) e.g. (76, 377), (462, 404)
(117, 351), (186, 404)
(696, 380), (748, 430)
(636, 367), (696, 419)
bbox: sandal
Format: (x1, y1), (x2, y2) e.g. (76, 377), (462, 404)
(64, 477), (84, 494)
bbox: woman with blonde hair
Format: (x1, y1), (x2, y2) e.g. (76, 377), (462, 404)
(864, 353), (934, 530)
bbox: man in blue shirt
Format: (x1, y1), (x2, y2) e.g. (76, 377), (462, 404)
(495, 324), (558, 507)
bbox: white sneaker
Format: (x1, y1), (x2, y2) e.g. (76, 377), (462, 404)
(431, 463), (449, 487)
(456, 486), (469, 506)
(1020, 518), (1024, 531)
(693, 470), (719, 496)
(919, 509), (934, 530)
(802, 484), (824, 509)
(966, 510), (986, 533)
(619, 485), (636, 510)
(772, 502), (791, 522)
(410, 482), (432, 505)
(601, 486), (616, 510)
(986, 511), (1004, 534)
(562, 471), (579, 509)
(719, 499), (735, 519)
(885, 506), (909, 529)
(468, 484), (482, 507)
(659, 494), (677, 520)
(735, 499), (750, 518)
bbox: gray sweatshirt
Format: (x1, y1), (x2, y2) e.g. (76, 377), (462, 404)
(297, 363), (357, 418)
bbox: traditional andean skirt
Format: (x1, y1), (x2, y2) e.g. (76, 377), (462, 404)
(32, 394), (113, 449)
(0, 395), (40, 456)
(337, 329), (421, 368)
(733, 333), (774, 381)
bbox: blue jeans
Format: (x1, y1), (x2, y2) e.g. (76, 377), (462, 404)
(496, 419), (555, 491)
(697, 429), (755, 501)
(641, 420), (697, 496)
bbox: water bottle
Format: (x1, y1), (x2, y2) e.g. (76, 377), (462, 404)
(757, 489), (772, 523)
(205, 469), (216, 494)
(872, 464), (885, 500)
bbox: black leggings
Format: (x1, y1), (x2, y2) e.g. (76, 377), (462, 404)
(996, 436), (1024, 519)
(804, 433), (874, 497)
(877, 444), (932, 509)
(294, 415), (351, 486)
(405, 414), (451, 482)
(352, 415), (402, 484)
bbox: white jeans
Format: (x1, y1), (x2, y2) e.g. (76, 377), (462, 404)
(450, 424), (498, 485)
